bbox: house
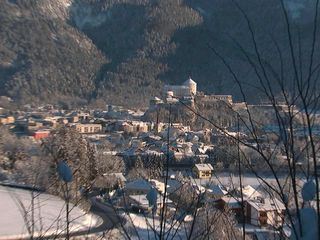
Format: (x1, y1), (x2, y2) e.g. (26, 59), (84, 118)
(149, 179), (182, 195)
(193, 163), (213, 179)
(0, 116), (8, 125)
(67, 116), (79, 123)
(109, 120), (151, 133)
(124, 179), (152, 195)
(32, 129), (50, 140)
(27, 120), (44, 132)
(57, 118), (69, 125)
(205, 184), (227, 201)
(219, 196), (244, 222)
(78, 112), (91, 121)
(127, 192), (173, 214)
(245, 197), (285, 227)
(42, 118), (57, 128)
(75, 123), (102, 134)
(0, 115), (15, 125)
(219, 196), (244, 221)
(94, 173), (126, 191)
(6, 116), (15, 124)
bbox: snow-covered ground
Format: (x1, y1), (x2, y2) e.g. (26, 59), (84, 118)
(194, 172), (307, 188)
(0, 186), (101, 239)
(121, 212), (187, 239)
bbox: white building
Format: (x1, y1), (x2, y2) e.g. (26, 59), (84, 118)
(163, 77), (197, 98)
(245, 197), (285, 227)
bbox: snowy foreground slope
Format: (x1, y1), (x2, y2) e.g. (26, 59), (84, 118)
(0, 186), (101, 239)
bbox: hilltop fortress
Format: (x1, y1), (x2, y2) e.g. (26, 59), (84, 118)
(150, 77), (233, 106)
(163, 77), (197, 98)
(145, 77), (235, 130)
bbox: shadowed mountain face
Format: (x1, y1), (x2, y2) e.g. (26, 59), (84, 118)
(0, 0), (107, 105)
(0, 0), (319, 106)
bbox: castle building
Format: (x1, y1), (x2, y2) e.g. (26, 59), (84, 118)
(163, 77), (197, 98)
(197, 93), (233, 105)
(151, 77), (233, 106)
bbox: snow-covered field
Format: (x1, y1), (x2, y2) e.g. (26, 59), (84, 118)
(198, 172), (306, 188)
(122, 213), (186, 240)
(0, 186), (101, 239)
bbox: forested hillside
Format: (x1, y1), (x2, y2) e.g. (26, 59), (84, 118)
(0, 0), (319, 106)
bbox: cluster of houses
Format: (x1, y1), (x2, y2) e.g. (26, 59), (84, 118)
(0, 105), (142, 139)
(0, 100), (220, 167)
(94, 163), (286, 239)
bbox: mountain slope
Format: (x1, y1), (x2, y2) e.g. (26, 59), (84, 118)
(0, 0), (319, 106)
(0, 0), (106, 104)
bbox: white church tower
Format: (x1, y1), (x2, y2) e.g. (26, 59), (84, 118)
(183, 77), (197, 96)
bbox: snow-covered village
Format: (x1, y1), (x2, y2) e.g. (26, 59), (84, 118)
(1, 77), (320, 239)
(1, 0), (320, 239)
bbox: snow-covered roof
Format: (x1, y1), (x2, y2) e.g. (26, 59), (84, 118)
(247, 197), (285, 212)
(239, 185), (262, 199)
(129, 194), (172, 206)
(207, 184), (228, 196)
(125, 179), (152, 191)
(221, 196), (241, 208)
(194, 163), (213, 171)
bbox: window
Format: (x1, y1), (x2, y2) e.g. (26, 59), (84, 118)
(259, 212), (268, 225)
(260, 212), (267, 217)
